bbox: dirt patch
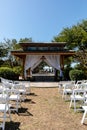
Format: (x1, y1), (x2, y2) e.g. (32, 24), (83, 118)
(5, 87), (87, 130)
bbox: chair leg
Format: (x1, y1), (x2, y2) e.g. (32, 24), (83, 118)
(8, 106), (12, 121)
(16, 100), (19, 112)
(2, 120), (5, 130)
(65, 94), (67, 100)
(69, 99), (72, 108)
(74, 99), (76, 112)
(62, 91), (65, 99)
(3, 111), (6, 130)
(81, 110), (87, 124)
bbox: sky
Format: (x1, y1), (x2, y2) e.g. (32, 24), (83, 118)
(0, 0), (87, 42)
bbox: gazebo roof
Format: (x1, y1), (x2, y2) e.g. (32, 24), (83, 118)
(11, 42), (75, 58)
(19, 42), (66, 48)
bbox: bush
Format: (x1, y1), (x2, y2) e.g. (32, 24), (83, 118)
(0, 67), (19, 80)
(69, 69), (86, 81)
(63, 65), (72, 81)
(13, 66), (22, 76)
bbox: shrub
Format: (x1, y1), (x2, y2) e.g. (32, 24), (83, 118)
(63, 65), (72, 81)
(13, 66), (22, 76)
(0, 67), (16, 80)
(0, 67), (21, 80)
(69, 69), (86, 81)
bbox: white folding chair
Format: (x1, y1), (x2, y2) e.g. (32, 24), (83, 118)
(58, 83), (63, 94)
(22, 81), (31, 95)
(1, 80), (13, 90)
(8, 89), (21, 112)
(69, 89), (85, 112)
(13, 83), (26, 101)
(0, 93), (11, 130)
(62, 83), (75, 100)
(81, 106), (87, 124)
(81, 84), (87, 124)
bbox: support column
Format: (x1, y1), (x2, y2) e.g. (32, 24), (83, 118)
(22, 56), (26, 79)
(60, 55), (64, 70)
(54, 69), (58, 81)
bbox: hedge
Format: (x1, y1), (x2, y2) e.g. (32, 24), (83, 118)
(69, 69), (86, 81)
(0, 67), (19, 80)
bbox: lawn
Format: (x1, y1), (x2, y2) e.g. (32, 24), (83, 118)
(5, 87), (87, 130)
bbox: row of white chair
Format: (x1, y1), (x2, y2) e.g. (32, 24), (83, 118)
(58, 80), (87, 124)
(0, 87), (12, 130)
(0, 95), (12, 130)
(0, 77), (30, 130)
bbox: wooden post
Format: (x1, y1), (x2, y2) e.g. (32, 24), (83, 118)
(22, 56), (26, 79)
(54, 69), (58, 81)
(60, 55), (64, 70)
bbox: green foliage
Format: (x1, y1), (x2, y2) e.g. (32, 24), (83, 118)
(74, 50), (87, 70)
(0, 66), (22, 80)
(63, 65), (72, 80)
(0, 60), (4, 67)
(0, 43), (8, 58)
(53, 19), (87, 70)
(19, 37), (33, 43)
(53, 20), (87, 50)
(0, 67), (16, 80)
(13, 66), (22, 75)
(69, 69), (86, 81)
(0, 37), (33, 67)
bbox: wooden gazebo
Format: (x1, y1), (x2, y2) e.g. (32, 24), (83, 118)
(11, 42), (75, 80)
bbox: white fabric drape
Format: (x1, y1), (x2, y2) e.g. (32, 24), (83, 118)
(45, 55), (61, 71)
(25, 55), (41, 77)
(24, 55), (62, 78)
(31, 58), (42, 71)
(45, 55), (62, 76)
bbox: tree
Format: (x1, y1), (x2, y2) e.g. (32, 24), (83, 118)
(0, 42), (8, 58)
(0, 37), (33, 67)
(19, 37), (33, 43)
(75, 48), (87, 70)
(53, 19), (87, 73)
(0, 38), (21, 67)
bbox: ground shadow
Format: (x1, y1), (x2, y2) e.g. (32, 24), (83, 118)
(24, 98), (36, 104)
(5, 121), (20, 130)
(83, 123), (87, 126)
(17, 107), (33, 116)
(29, 92), (37, 96)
